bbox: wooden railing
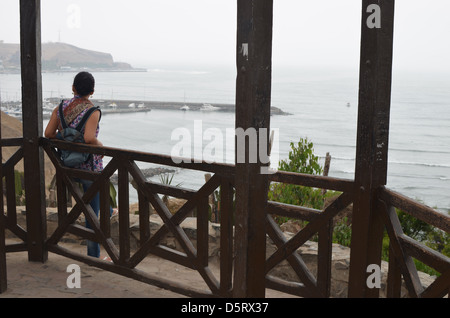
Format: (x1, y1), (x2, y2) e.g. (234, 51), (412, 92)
(1, 137), (449, 297)
(40, 137), (235, 297)
(378, 187), (450, 298)
(265, 171), (354, 297)
(1, 137), (26, 293)
(1, 138), (27, 252)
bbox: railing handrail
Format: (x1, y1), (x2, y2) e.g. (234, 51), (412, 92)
(41, 137), (235, 176)
(379, 186), (450, 233)
(269, 169), (354, 193)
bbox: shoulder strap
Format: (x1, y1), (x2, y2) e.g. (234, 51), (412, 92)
(58, 100), (68, 129)
(75, 106), (101, 131)
(58, 99), (101, 132)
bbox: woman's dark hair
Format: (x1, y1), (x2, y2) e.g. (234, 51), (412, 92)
(73, 72), (95, 96)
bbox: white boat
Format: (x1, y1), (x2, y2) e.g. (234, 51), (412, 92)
(200, 103), (219, 111)
(128, 103), (136, 108)
(180, 105), (190, 111)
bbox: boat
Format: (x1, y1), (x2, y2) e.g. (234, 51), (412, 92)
(180, 105), (190, 111)
(200, 103), (219, 111)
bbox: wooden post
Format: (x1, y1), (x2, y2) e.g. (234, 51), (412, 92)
(20, 0), (48, 262)
(0, 110), (6, 293)
(348, 0), (395, 297)
(233, 0), (273, 298)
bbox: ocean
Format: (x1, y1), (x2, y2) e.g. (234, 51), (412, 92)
(1, 66), (449, 214)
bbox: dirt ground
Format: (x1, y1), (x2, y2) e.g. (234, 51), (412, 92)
(0, 239), (292, 299)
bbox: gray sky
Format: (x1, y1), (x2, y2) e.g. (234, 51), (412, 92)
(1, 0), (450, 72)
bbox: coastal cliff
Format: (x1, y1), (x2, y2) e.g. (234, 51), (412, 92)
(0, 41), (143, 73)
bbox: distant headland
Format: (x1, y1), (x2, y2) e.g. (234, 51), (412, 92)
(0, 41), (146, 73)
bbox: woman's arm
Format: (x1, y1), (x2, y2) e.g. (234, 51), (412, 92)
(44, 107), (59, 139)
(83, 110), (103, 146)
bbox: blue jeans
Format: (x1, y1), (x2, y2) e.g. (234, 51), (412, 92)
(78, 179), (113, 258)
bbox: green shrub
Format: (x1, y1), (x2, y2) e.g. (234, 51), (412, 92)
(268, 138), (324, 212)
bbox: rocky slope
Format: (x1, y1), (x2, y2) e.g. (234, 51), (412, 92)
(0, 42), (137, 72)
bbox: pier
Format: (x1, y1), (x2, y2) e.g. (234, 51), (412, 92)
(1, 98), (290, 120)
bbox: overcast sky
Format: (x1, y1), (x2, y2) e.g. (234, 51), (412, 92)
(1, 0), (450, 72)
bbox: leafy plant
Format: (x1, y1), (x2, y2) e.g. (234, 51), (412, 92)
(268, 137), (324, 212)
(159, 172), (182, 204)
(109, 181), (117, 208)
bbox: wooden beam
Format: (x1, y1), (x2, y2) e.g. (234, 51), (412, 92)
(348, 0), (395, 297)
(20, 0), (48, 262)
(233, 0), (273, 298)
(0, 108), (6, 293)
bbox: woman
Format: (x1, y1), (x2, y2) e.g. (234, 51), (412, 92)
(45, 71), (115, 259)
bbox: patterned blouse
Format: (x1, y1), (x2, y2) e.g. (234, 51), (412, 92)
(57, 96), (103, 172)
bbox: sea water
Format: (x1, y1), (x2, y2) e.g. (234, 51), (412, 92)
(1, 66), (449, 214)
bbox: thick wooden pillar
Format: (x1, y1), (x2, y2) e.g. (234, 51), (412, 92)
(349, 0), (395, 297)
(233, 0), (273, 298)
(20, 0), (48, 262)
(0, 111), (6, 293)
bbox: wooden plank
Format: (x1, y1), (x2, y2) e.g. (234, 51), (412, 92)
(146, 181), (196, 200)
(267, 200), (321, 222)
(386, 246), (402, 298)
(99, 179), (111, 238)
(0, 127), (6, 292)
(399, 234), (450, 274)
(269, 170), (354, 193)
(197, 196), (209, 268)
(420, 269), (450, 298)
(43, 138), (235, 176)
(56, 170), (68, 227)
(0, 137), (24, 147)
(317, 219), (333, 297)
(380, 186), (450, 233)
(233, 0), (273, 298)
(20, 0), (47, 262)
(348, 0), (395, 298)
(380, 203), (423, 297)
(219, 180), (234, 297)
(138, 191), (150, 247)
(5, 167), (18, 228)
(118, 163), (130, 263)
(3, 148), (25, 229)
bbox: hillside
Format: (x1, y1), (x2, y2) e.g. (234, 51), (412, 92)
(0, 42), (140, 72)
(1, 111), (56, 191)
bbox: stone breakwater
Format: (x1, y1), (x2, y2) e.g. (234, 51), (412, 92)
(43, 98), (291, 116)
